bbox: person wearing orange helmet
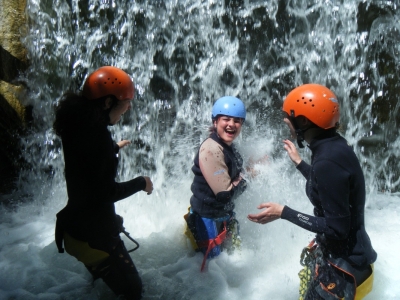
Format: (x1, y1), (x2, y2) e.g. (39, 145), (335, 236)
(53, 66), (153, 299)
(248, 84), (377, 299)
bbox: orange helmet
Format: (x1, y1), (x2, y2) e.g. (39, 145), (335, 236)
(283, 84), (340, 129)
(82, 66), (135, 101)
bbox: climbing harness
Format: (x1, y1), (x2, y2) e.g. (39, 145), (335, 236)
(298, 239), (373, 300)
(225, 215), (242, 253)
(121, 228), (140, 253)
(184, 207), (199, 251)
(197, 221), (227, 272)
(183, 207), (241, 271)
(298, 239), (351, 300)
(116, 215), (140, 253)
(298, 239), (318, 300)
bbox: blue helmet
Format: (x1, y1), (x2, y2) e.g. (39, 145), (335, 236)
(211, 96), (246, 120)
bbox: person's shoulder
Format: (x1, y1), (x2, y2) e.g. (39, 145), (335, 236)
(200, 137), (223, 154)
(330, 135), (356, 155)
(317, 135), (352, 153)
(314, 136), (359, 169)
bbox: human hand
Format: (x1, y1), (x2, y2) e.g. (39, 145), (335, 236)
(283, 139), (302, 166)
(247, 202), (284, 224)
(117, 140), (131, 149)
(231, 175), (243, 187)
(143, 176), (153, 195)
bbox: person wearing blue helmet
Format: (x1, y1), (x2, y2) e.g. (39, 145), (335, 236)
(184, 96), (248, 271)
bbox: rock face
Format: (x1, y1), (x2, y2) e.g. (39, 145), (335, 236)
(0, 0), (28, 196)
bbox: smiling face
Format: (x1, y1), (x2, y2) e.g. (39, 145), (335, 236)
(107, 98), (132, 124)
(214, 115), (243, 145)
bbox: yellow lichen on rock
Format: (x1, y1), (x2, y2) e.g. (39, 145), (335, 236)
(0, 80), (25, 122)
(0, 0), (28, 62)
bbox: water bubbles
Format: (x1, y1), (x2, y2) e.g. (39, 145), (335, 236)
(135, 84), (145, 96)
(359, 32), (368, 44)
(146, 32), (155, 42)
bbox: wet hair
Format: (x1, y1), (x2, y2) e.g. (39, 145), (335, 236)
(208, 116), (219, 135)
(208, 125), (216, 134)
(53, 92), (117, 136)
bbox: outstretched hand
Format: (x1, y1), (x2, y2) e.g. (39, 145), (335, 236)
(117, 140), (131, 149)
(247, 202), (284, 224)
(143, 176), (153, 195)
(283, 139), (302, 166)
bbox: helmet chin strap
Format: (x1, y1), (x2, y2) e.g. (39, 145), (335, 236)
(290, 110), (305, 148)
(295, 128), (305, 148)
(105, 106), (114, 126)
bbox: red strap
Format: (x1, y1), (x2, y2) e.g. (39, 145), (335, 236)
(200, 222), (227, 272)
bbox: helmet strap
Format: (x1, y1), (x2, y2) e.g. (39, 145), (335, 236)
(295, 129), (305, 148)
(290, 110), (305, 148)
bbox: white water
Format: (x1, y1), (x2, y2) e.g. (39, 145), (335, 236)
(0, 146), (399, 299)
(1, 0), (399, 299)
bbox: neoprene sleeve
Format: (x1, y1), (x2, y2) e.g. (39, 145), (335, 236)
(111, 176), (147, 202)
(281, 205), (326, 234)
(215, 178), (247, 204)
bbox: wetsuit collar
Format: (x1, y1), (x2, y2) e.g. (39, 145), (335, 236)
(308, 131), (340, 150)
(210, 131), (233, 148)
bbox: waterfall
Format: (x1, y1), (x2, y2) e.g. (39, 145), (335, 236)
(1, 0), (399, 299)
(16, 0), (400, 202)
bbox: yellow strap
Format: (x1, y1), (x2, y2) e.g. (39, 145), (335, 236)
(355, 264), (374, 300)
(183, 208), (198, 250)
(184, 222), (199, 250)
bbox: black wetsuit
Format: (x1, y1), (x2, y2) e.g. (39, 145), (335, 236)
(55, 118), (145, 299)
(281, 133), (377, 268)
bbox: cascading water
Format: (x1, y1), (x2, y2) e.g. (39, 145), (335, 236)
(0, 0), (399, 299)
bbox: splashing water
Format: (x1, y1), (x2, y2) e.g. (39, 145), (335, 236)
(1, 0), (399, 299)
